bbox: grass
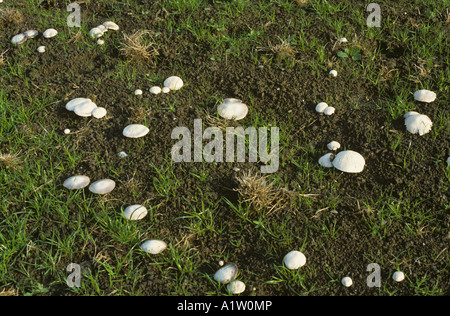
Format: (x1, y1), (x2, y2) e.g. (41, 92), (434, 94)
(0, 0), (448, 297)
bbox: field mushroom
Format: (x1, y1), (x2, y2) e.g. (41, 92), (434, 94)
(217, 98), (248, 120)
(37, 46), (46, 53)
(329, 70), (337, 77)
(91, 107), (107, 119)
(318, 153), (334, 168)
(315, 102), (328, 113)
(392, 271), (405, 282)
(65, 98), (92, 111)
(227, 280), (246, 294)
(323, 106), (335, 116)
(327, 141), (341, 151)
(123, 204), (148, 220)
(24, 30), (38, 39)
(164, 76), (184, 90)
(123, 124), (150, 138)
(213, 263), (238, 284)
(404, 112), (432, 136)
(103, 21), (119, 31)
(149, 86), (162, 94)
(341, 276), (353, 287)
(332, 150), (365, 173)
(73, 100), (97, 117)
(141, 240), (167, 254)
(413, 89), (436, 103)
(89, 27), (103, 39)
(43, 28), (58, 38)
(283, 250), (306, 270)
(11, 33), (27, 45)
(63, 175), (90, 190)
(89, 179), (116, 194)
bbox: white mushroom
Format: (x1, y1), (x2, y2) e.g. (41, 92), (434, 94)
(43, 28), (58, 38)
(339, 37), (348, 43)
(123, 204), (148, 220)
(64, 129), (71, 134)
(149, 86), (162, 94)
(63, 175), (90, 190)
(11, 33), (27, 45)
(134, 89), (143, 96)
(329, 70), (337, 77)
(332, 150), (365, 173)
(97, 39), (105, 45)
(392, 271), (405, 282)
(89, 27), (103, 39)
(227, 280), (246, 295)
(323, 106), (335, 116)
(413, 89), (436, 103)
(24, 30), (39, 39)
(141, 240), (167, 254)
(66, 98), (92, 111)
(327, 141), (341, 151)
(404, 113), (432, 136)
(164, 76), (184, 90)
(117, 151), (128, 158)
(283, 250), (306, 270)
(103, 21), (119, 31)
(162, 87), (171, 94)
(341, 276), (353, 287)
(73, 100), (97, 117)
(214, 263), (238, 284)
(89, 179), (116, 194)
(123, 124), (150, 138)
(96, 25), (107, 32)
(217, 98), (249, 120)
(318, 153), (334, 168)
(91, 107), (107, 119)
(315, 102), (328, 114)
(37, 46), (46, 53)
(403, 111), (420, 119)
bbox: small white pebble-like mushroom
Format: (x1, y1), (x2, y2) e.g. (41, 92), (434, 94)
(162, 87), (171, 93)
(283, 250), (306, 270)
(339, 37), (348, 43)
(123, 204), (148, 220)
(63, 175), (90, 190)
(89, 27), (103, 39)
(327, 141), (341, 151)
(332, 150), (365, 173)
(323, 106), (335, 116)
(74, 100), (97, 117)
(43, 28), (58, 38)
(141, 240), (167, 254)
(103, 21), (119, 31)
(91, 107), (107, 119)
(123, 124), (150, 138)
(149, 86), (162, 94)
(11, 33), (27, 45)
(413, 89), (436, 103)
(134, 89), (143, 96)
(37, 46), (46, 53)
(24, 30), (39, 39)
(341, 276), (353, 287)
(89, 179), (116, 194)
(315, 102), (328, 114)
(214, 263), (238, 284)
(65, 98), (92, 111)
(218, 98), (248, 120)
(227, 280), (246, 295)
(318, 153), (334, 168)
(117, 151), (128, 158)
(218, 260), (224, 266)
(404, 113), (432, 136)
(329, 70), (337, 77)
(64, 129), (71, 134)
(97, 39), (104, 45)
(164, 76), (184, 90)
(96, 25), (107, 32)
(392, 271), (405, 282)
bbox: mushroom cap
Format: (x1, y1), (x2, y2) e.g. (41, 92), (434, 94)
(24, 30), (39, 39)
(63, 175), (90, 190)
(89, 27), (103, 39)
(413, 90), (436, 103)
(339, 37), (348, 43)
(11, 33), (27, 45)
(91, 107), (107, 119)
(403, 111), (420, 119)
(37, 46), (46, 53)
(66, 98), (92, 111)
(123, 124), (150, 138)
(123, 204), (148, 220)
(315, 102), (328, 113)
(327, 141), (341, 151)
(164, 76), (184, 90)
(318, 153), (334, 168)
(217, 99), (248, 120)
(332, 150), (365, 173)
(141, 240), (167, 254)
(404, 114), (432, 136)
(89, 179), (116, 194)
(227, 280), (246, 294)
(134, 89), (143, 95)
(392, 271), (405, 282)
(214, 263), (238, 284)
(341, 276), (353, 287)
(149, 86), (162, 94)
(73, 100), (97, 117)
(283, 250), (306, 270)
(103, 21), (119, 31)
(329, 70), (338, 77)
(43, 28), (58, 38)
(323, 106), (335, 116)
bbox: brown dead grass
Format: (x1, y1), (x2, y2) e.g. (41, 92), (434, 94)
(120, 30), (159, 65)
(0, 8), (24, 26)
(0, 152), (21, 170)
(0, 50), (7, 68)
(270, 39), (297, 59)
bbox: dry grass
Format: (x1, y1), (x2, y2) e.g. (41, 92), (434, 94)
(294, 0), (309, 6)
(120, 30), (159, 64)
(0, 152), (21, 170)
(270, 39), (297, 59)
(0, 50), (7, 68)
(0, 8), (24, 26)
(235, 170), (297, 216)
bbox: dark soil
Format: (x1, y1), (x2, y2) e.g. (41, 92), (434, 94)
(1, 0), (448, 296)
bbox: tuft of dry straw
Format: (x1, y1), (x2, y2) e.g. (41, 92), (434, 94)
(120, 30), (159, 64)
